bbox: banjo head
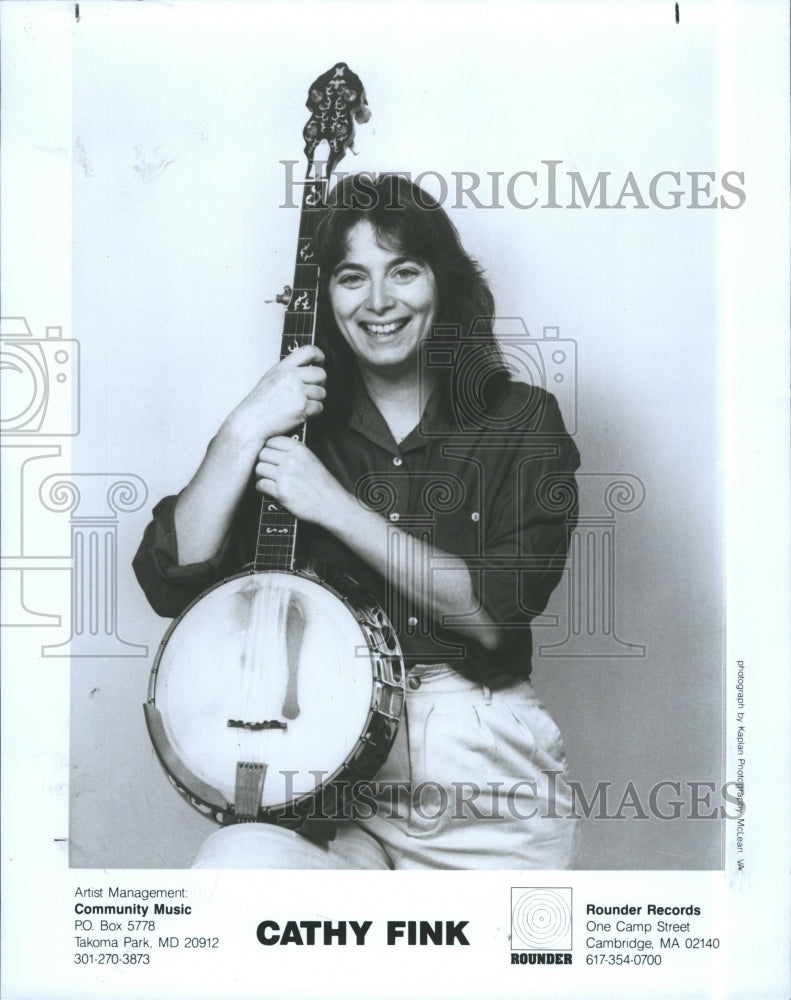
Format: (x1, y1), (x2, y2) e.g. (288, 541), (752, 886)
(146, 570), (403, 823)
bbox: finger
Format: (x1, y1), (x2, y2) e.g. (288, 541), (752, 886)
(304, 384), (326, 401)
(255, 456), (279, 474)
(257, 437), (292, 460)
(299, 365), (327, 385)
(263, 436), (299, 452)
(255, 476), (279, 494)
(279, 345), (325, 368)
(257, 439), (296, 462)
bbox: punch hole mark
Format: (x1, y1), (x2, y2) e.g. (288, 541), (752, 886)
(75, 4), (80, 22)
(675, 3), (679, 23)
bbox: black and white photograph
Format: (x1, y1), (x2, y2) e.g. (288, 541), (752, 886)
(1, 1), (788, 998)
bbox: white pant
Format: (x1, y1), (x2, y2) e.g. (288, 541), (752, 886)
(192, 664), (580, 870)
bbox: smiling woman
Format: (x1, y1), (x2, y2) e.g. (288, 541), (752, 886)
(328, 221), (438, 390)
(314, 174), (510, 428)
(133, 172), (581, 870)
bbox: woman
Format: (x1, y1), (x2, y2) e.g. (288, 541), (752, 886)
(134, 173), (580, 869)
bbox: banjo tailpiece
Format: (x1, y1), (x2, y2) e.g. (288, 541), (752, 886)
(235, 763), (268, 821)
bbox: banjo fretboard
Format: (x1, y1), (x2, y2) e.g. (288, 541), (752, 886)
(253, 176), (327, 573)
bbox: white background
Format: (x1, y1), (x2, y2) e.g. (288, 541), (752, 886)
(1, 2), (788, 998)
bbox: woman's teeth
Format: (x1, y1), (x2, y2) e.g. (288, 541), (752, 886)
(362, 320), (406, 335)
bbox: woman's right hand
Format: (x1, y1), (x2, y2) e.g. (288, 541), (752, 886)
(224, 344), (327, 450)
(173, 344), (326, 566)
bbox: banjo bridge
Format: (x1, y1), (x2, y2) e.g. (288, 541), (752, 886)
(227, 719), (288, 732)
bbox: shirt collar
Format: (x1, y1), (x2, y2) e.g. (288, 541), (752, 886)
(346, 372), (454, 454)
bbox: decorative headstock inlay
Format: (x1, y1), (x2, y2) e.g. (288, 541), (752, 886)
(303, 62), (370, 176)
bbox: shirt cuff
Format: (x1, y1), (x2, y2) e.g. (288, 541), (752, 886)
(147, 494), (233, 583)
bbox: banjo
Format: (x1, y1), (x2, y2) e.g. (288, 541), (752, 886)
(144, 63), (405, 830)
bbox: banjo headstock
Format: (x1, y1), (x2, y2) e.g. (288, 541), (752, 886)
(303, 62), (370, 178)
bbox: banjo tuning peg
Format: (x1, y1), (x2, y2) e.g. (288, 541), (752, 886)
(265, 285), (293, 306)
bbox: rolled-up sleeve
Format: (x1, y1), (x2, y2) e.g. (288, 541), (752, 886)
(132, 494), (240, 618)
(472, 389), (580, 635)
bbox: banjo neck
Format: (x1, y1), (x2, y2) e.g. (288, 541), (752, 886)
(254, 175), (327, 573)
(253, 60), (370, 574)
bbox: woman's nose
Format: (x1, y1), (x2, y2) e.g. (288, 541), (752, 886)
(366, 278), (394, 313)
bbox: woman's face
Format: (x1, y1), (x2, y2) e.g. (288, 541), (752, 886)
(328, 220), (438, 379)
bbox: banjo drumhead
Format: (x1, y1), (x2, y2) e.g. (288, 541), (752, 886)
(153, 572), (376, 810)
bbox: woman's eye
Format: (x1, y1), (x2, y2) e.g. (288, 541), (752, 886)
(337, 273), (365, 288)
(392, 266), (420, 281)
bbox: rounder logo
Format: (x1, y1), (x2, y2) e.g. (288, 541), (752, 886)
(511, 888), (572, 951)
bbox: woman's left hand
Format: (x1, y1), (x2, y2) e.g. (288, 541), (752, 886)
(255, 436), (350, 526)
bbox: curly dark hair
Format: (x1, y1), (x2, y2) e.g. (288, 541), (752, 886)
(313, 173), (510, 423)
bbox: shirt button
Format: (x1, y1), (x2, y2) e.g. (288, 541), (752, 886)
(471, 511), (480, 522)
(408, 675), (422, 690)
(392, 456), (403, 466)
(389, 512), (400, 522)
(407, 616), (418, 627)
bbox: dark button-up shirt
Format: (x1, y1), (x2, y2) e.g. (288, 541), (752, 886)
(133, 380), (579, 683)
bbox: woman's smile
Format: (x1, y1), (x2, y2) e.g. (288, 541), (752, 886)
(329, 220), (438, 375)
